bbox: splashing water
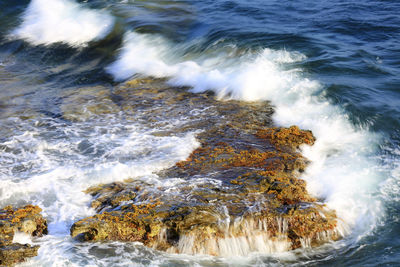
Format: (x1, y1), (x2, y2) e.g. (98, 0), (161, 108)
(0, 0), (397, 265)
(107, 31), (384, 239)
(10, 0), (114, 46)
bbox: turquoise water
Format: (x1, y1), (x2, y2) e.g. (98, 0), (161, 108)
(0, 0), (399, 266)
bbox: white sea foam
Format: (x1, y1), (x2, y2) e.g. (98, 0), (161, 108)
(0, 29), (388, 265)
(12, 231), (33, 245)
(108, 31), (384, 239)
(0, 116), (199, 265)
(11, 0), (114, 46)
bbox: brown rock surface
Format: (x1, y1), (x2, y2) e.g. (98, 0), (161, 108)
(70, 78), (340, 256)
(0, 205), (47, 266)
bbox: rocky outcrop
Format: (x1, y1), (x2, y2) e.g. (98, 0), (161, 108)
(70, 78), (341, 256)
(0, 205), (47, 266)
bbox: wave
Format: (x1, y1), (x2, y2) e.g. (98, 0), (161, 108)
(10, 0), (114, 46)
(107, 31), (384, 239)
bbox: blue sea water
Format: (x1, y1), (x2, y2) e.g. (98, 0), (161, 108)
(0, 0), (399, 266)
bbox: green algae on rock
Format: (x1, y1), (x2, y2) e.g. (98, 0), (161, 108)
(0, 205), (47, 266)
(70, 78), (341, 257)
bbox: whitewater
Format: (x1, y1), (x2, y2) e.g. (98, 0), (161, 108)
(1, 0), (399, 266)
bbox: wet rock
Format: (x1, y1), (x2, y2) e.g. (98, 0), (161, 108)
(111, 77), (273, 134)
(255, 126), (316, 151)
(0, 244), (39, 267)
(0, 205), (47, 266)
(71, 127), (339, 256)
(60, 86), (120, 122)
(70, 78), (340, 256)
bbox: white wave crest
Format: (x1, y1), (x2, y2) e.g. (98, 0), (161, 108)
(11, 0), (114, 46)
(107, 31), (384, 238)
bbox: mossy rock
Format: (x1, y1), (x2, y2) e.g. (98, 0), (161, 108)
(0, 205), (47, 266)
(70, 78), (339, 256)
(0, 244), (39, 267)
(71, 125), (340, 256)
(60, 86), (120, 122)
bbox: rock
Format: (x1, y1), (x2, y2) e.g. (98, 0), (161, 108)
(0, 205), (47, 266)
(255, 126), (316, 150)
(70, 78), (340, 256)
(0, 244), (39, 267)
(111, 77), (273, 133)
(60, 86), (120, 122)
(71, 128), (339, 256)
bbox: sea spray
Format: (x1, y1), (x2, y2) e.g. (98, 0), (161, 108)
(10, 0), (114, 46)
(107, 31), (384, 239)
(0, 113), (199, 264)
(69, 114), (341, 256)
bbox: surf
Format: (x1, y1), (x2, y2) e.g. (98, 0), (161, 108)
(10, 0), (114, 46)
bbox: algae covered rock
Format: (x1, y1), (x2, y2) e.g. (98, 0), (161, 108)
(70, 78), (340, 257)
(0, 205), (47, 266)
(0, 244), (39, 267)
(71, 127), (340, 256)
(60, 86), (120, 122)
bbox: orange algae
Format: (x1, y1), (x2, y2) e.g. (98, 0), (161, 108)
(71, 126), (340, 255)
(0, 205), (47, 266)
(256, 125), (316, 150)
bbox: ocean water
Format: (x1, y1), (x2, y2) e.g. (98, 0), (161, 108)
(0, 0), (399, 266)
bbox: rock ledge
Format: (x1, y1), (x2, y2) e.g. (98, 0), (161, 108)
(0, 205), (47, 266)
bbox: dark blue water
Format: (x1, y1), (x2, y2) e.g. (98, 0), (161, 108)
(0, 0), (399, 266)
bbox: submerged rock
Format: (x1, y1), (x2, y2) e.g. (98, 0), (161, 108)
(0, 205), (47, 266)
(70, 78), (341, 256)
(60, 86), (120, 122)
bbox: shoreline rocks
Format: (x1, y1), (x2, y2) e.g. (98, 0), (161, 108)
(71, 128), (339, 255)
(0, 205), (47, 266)
(69, 78), (341, 256)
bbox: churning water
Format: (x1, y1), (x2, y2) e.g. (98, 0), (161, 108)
(0, 0), (399, 266)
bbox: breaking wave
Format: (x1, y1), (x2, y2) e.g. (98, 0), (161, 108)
(107, 31), (384, 239)
(11, 0), (114, 46)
